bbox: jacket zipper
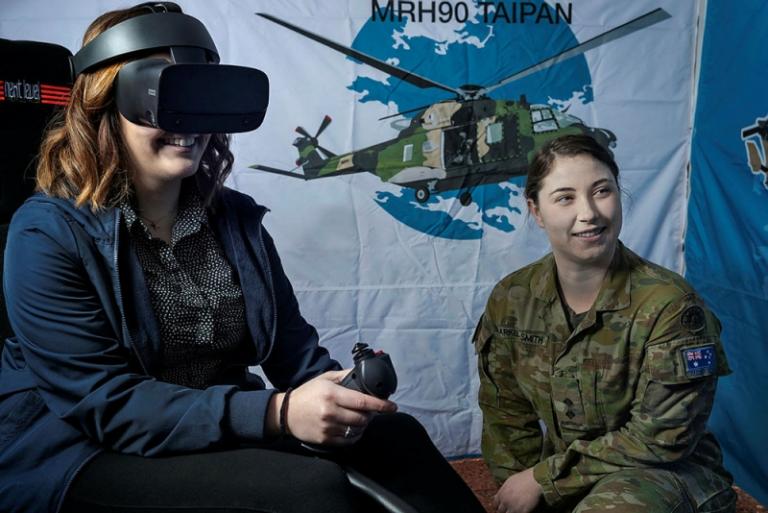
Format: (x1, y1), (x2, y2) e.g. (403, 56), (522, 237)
(112, 211), (150, 375)
(254, 211), (277, 365)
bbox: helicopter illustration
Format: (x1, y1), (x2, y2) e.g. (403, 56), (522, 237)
(742, 116), (768, 189)
(251, 8), (671, 206)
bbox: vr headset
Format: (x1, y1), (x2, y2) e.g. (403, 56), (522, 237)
(72, 2), (268, 133)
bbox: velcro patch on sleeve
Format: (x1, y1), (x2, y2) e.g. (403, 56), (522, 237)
(680, 344), (716, 377)
(680, 304), (706, 333)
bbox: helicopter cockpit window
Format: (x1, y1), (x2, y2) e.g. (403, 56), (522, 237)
(403, 144), (414, 162)
(486, 122), (503, 144)
(553, 109), (578, 127)
(531, 108), (559, 133)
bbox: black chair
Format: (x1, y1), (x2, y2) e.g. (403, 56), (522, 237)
(0, 223), (9, 344)
(0, 38), (74, 348)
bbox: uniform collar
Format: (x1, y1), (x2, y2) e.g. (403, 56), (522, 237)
(592, 241), (632, 312)
(531, 252), (558, 304)
(530, 241), (632, 313)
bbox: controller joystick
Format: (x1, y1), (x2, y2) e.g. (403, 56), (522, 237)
(340, 342), (397, 399)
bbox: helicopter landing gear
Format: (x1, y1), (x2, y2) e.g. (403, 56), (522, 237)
(459, 191), (472, 206)
(415, 187), (431, 203)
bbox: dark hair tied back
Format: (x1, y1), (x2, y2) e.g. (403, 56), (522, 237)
(524, 134), (619, 203)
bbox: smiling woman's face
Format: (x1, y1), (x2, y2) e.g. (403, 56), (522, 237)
(527, 153), (622, 270)
(119, 112), (211, 189)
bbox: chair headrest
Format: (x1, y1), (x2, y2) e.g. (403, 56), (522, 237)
(0, 38), (73, 223)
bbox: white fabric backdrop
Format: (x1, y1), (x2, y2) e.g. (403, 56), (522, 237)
(0, 0), (698, 457)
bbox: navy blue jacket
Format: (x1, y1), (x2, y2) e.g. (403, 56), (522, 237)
(0, 187), (339, 512)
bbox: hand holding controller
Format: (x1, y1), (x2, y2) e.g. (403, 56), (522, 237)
(297, 343), (397, 453)
(340, 342), (397, 399)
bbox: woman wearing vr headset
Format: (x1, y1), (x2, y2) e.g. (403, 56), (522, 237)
(0, 3), (484, 513)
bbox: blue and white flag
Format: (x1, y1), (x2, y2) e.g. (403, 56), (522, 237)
(1, 0), (697, 458)
(688, 0), (768, 503)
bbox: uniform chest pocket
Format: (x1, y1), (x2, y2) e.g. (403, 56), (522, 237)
(550, 371), (604, 442)
(474, 326), (501, 406)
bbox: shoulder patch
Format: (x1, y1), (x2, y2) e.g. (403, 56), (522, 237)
(680, 304), (706, 333)
(681, 344), (716, 377)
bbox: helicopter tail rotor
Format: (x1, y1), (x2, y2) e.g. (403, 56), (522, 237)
(315, 145), (336, 159)
(293, 115), (337, 169)
(295, 125), (312, 139)
(316, 115), (332, 138)
(296, 115), (333, 143)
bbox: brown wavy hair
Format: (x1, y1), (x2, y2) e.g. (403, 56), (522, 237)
(36, 5), (234, 210)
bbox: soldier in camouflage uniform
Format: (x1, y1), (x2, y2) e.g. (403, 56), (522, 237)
(475, 135), (735, 513)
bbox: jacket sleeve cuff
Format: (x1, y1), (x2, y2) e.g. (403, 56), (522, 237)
(227, 389), (277, 441)
(533, 460), (562, 507)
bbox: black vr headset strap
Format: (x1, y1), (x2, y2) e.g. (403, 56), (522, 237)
(134, 2), (182, 14)
(72, 12), (219, 75)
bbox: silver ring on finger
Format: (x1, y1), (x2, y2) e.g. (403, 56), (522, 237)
(344, 425), (353, 439)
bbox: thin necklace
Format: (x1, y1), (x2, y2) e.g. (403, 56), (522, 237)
(137, 209), (177, 231)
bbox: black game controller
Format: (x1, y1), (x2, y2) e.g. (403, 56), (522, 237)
(340, 342), (397, 399)
(299, 343), (397, 454)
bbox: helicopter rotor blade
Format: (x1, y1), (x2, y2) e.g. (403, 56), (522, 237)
(742, 123), (768, 139)
(295, 126), (312, 139)
(258, 12), (461, 96)
(316, 145), (337, 158)
(481, 8), (671, 96)
(378, 104), (432, 121)
(315, 115), (332, 138)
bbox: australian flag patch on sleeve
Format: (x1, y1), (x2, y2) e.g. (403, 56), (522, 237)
(681, 345), (716, 377)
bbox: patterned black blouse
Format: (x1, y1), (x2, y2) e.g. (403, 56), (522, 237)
(121, 184), (247, 389)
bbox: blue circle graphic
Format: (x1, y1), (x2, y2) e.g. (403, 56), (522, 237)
(349, 0), (593, 239)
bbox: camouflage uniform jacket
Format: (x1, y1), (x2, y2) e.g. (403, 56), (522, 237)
(474, 242), (732, 508)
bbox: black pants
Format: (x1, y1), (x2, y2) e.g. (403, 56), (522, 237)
(62, 413), (484, 513)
